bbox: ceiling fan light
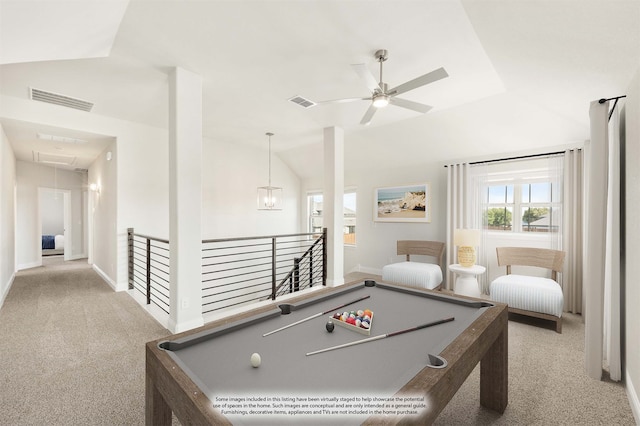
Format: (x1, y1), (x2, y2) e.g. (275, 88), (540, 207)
(372, 94), (389, 108)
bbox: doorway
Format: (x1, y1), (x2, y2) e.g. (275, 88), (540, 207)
(38, 187), (71, 261)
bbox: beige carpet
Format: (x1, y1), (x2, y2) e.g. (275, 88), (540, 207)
(0, 257), (171, 425)
(0, 265), (635, 425)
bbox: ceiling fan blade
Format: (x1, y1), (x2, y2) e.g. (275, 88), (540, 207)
(315, 97), (369, 106)
(351, 63), (381, 93)
(360, 104), (377, 125)
(389, 97), (433, 114)
(389, 67), (448, 96)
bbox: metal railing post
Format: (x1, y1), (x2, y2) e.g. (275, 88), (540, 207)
(322, 228), (327, 286)
(146, 238), (151, 305)
(271, 236), (277, 300)
(293, 257), (300, 292)
(127, 228), (134, 290)
(309, 249), (314, 287)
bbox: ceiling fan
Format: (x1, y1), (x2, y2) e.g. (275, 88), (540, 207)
(315, 49), (448, 125)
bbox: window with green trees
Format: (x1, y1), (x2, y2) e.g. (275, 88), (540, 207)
(485, 181), (558, 233)
(308, 190), (357, 245)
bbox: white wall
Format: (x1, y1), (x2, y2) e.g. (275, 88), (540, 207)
(624, 66), (640, 422)
(15, 161), (86, 269)
(302, 160), (447, 278)
(40, 189), (64, 236)
(89, 143), (118, 287)
(0, 124), (17, 306)
(202, 136), (300, 239)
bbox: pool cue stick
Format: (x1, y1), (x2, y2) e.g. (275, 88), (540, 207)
(262, 295), (371, 337)
(305, 317), (455, 356)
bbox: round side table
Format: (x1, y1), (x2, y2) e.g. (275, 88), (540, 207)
(448, 264), (486, 298)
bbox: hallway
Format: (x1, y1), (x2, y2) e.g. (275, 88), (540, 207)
(0, 257), (170, 425)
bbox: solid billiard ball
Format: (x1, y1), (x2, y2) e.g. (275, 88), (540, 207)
(250, 352), (261, 368)
(326, 321), (335, 332)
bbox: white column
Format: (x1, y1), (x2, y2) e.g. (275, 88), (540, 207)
(168, 67), (204, 333)
(323, 126), (344, 286)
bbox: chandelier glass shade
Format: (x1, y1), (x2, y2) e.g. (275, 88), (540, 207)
(257, 132), (283, 210)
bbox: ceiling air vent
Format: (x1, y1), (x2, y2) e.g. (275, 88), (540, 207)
(33, 151), (77, 166)
(30, 87), (94, 112)
(288, 95), (316, 109)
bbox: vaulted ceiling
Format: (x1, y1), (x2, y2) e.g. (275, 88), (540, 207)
(1, 0), (639, 177)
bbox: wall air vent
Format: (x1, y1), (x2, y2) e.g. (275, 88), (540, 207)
(33, 151), (77, 166)
(288, 95), (316, 108)
(30, 87), (94, 112)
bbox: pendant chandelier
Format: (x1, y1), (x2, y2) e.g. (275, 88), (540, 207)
(257, 132), (283, 210)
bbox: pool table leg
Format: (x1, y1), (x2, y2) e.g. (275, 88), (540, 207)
(146, 371), (172, 426)
(480, 321), (508, 413)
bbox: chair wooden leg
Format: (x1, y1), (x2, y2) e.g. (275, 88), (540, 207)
(555, 317), (562, 334)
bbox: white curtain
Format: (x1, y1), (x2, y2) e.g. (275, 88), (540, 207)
(604, 105), (622, 381)
(547, 153), (564, 262)
(445, 163), (469, 290)
(446, 163), (489, 292)
(585, 99), (622, 381)
(563, 149), (584, 314)
(469, 164), (489, 293)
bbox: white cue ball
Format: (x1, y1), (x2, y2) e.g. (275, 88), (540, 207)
(250, 352), (261, 368)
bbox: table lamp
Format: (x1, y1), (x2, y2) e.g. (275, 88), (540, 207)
(454, 229), (481, 267)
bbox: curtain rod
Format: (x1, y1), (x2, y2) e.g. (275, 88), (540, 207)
(599, 95), (627, 121)
(444, 149), (579, 168)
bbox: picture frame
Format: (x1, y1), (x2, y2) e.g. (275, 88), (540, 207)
(374, 183), (430, 223)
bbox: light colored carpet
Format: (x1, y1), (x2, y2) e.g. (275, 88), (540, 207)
(0, 257), (171, 425)
(0, 266), (634, 425)
(347, 273), (635, 425)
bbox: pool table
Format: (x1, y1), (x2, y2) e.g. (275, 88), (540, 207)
(146, 280), (508, 425)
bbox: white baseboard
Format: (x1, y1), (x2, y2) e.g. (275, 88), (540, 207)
(128, 290), (216, 333)
(168, 316), (205, 334)
(66, 253), (87, 261)
(127, 290), (172, 330)
(349, 264), (383, 276)
(0, 273), (15, 310)
(627, 370), (640, 424)
(17, 260), (41, 271)
(92, 264), (119, 291)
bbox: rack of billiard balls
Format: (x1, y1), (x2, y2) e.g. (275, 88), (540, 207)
(326, 309), (373, 336)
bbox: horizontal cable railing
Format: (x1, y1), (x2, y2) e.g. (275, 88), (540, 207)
(127, 228), (327, 319)
(128, 228), (170, 315)
(202, 229), (326, 315)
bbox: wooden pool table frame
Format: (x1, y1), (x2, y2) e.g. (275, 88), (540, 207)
(146, 280), (508, 425)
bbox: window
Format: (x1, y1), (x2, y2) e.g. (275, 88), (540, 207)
(308, 190), (357, 245)
(484, 180), (559, 233)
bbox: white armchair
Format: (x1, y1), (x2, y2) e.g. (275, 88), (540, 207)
(382, 240), (445, 290)
(489, 247), (565, 333)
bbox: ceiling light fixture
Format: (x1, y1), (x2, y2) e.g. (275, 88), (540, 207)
(257, 132), (283, 210)
(372, 93), (389, 108)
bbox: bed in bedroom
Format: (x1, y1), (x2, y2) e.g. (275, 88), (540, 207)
(42, 234), (64, 256)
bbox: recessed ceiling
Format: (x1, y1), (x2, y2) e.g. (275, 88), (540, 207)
(1, 118), (115, 170)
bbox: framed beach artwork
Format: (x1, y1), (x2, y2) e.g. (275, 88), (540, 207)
(374, 183), (430, 223)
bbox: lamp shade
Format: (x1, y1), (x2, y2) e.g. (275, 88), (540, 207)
(454, 229), (481, 247)
(454, 229), (480, 267)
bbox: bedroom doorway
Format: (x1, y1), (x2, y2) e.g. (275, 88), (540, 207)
(39, 187), (71, 261)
